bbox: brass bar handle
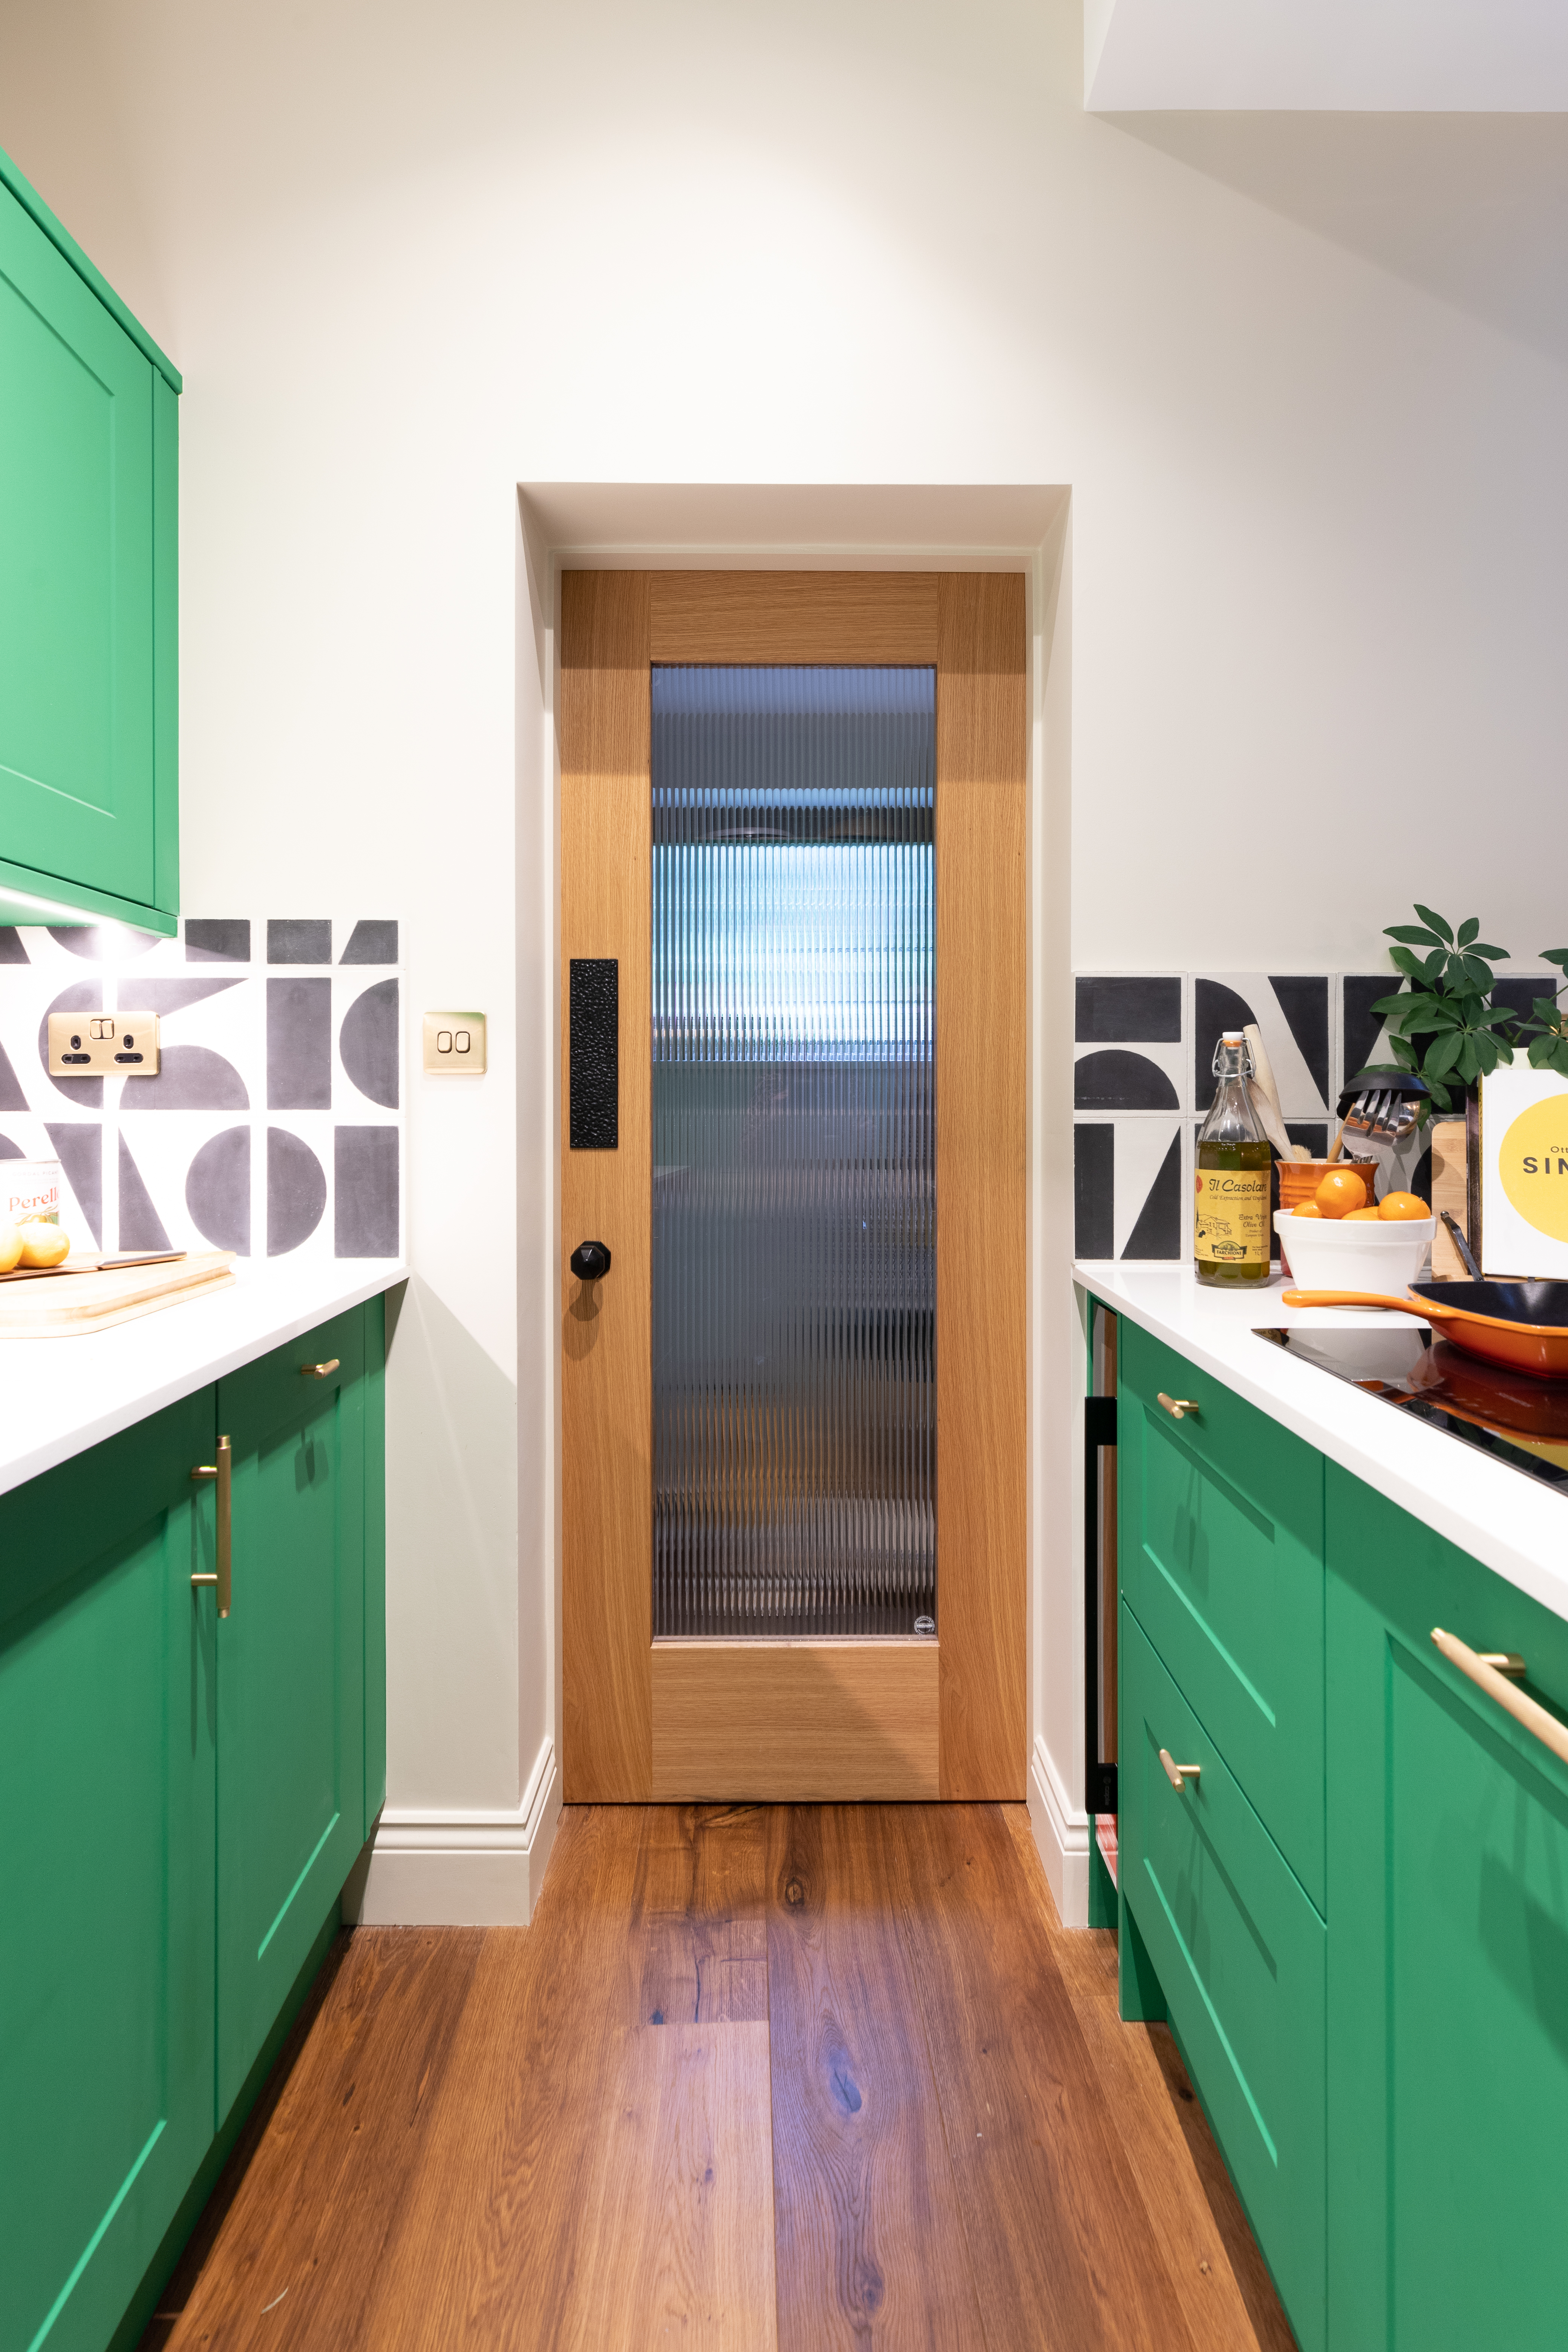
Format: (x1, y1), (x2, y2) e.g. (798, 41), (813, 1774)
(1157, 1392), (1200, 1421)
(190, 1435), (233, 1617)
(1159, 1747), (1201, 1792)
(1432, 1628), (1568, 1767)
(300, 1358), (340, 1378)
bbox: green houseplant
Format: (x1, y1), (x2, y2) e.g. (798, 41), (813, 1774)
(1371, 905), (1568, 1121)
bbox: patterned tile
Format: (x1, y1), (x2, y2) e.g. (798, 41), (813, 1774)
(0, 919), (402, 1262)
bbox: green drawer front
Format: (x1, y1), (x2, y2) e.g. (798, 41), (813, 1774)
(1122, 1603), (1326, 2352)
(1120, 1320), (1326, 1913)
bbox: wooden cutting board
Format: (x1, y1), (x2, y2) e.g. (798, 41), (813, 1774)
(0, 1251), (237, 1336)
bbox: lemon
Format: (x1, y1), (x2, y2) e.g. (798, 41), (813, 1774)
(18, 1219), (70, 1269)
(0, 1221), (22, 1273)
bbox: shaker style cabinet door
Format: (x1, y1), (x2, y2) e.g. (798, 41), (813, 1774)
(1326, 1466), (1568, 2352)
(214, 1310), (366, 2114)
(0, 172), (163, 912)
(0, 1393), (217, 2352)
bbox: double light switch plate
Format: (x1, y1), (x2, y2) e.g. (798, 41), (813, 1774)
(47, 1011), (161, 1076)
(423, 1011), (487, 1074)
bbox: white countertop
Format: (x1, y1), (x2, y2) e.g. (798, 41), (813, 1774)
(0, 1257), (406, 1498)
(1075, 1261), (1568, 1625)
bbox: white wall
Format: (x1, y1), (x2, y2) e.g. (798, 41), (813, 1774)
(3, 0), (1565, 1922)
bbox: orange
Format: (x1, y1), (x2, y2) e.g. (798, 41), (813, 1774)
(1378, 1191), (1429, 1221)
(1315, 1168), (1368, 1219)
(1342, 1206), (1381, 1221)
(1293, 1203), (1323, 1218)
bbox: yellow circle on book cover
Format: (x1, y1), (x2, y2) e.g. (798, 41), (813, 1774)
(1500, 1093), (1568, 1241)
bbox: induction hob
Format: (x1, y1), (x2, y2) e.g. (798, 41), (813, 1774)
(1255, 1323), (1568, 1497)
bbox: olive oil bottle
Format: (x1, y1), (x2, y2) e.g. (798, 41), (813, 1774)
(1194, 1031), (1271, 1287)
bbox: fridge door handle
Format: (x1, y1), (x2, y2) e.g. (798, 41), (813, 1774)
(1084, 1394), (1118, 1817)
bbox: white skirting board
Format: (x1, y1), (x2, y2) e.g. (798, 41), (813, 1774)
(1028, 1734), (1090, 1929)
(344, 1738), (562, 1927)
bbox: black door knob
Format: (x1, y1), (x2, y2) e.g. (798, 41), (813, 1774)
(570, 1239), (612, 1281)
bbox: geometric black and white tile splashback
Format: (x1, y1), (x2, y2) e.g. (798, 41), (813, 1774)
(0, 919), (401, 1262)
(1075, 971), (1418, 1262)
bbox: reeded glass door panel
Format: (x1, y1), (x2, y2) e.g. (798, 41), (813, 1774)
(652, 665), (935, 1638)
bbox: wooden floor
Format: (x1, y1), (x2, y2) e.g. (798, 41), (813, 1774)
(141, 1805), (1296, 2350)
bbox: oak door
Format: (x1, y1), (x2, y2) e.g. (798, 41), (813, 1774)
(560, 571), (1026, 1802)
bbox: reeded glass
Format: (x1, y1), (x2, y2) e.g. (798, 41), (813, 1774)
(651, 664), (935, 1637)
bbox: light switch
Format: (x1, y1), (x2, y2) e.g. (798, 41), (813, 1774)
(424, 1011), (487, 1073)
(47, 1011), (162, 1076)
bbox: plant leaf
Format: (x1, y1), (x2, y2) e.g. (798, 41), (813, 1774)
(1387, 948), (1426, 982)
(1414, 903), (1455, 945)
(1458, 1037), (1481, 1083)
(1459, 954), (1496, 989)
(1457, 917), (1479, 947)
(1423, 948), (1448, 983)
(1540, 947), (1568, 973)
(1369, 990), (1417, 1017)
(1424, 1030), (1462, 1076)
(1530, 1035), (1556, 1067)
(1426, 1077), (1453, 1112)
(1389, 1036), (1419, 1071)
(1468, 942), (1510, 962)
(1386, 924), (1442, 948)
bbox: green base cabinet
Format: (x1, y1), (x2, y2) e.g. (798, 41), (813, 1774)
(0, 144), (179, 933)
(1109, 1308), (1568, 2352)
(0, 1298), (386, 2352)
(1121, 1605), (1326, 2352)
(1325, 1467), (1568, 2352)
(0, 1396), (215, 2352)
(216, 1311), (366, 2112)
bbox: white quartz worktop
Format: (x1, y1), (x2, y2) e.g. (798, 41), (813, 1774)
(1076, 1261), (1568, 1625)
(0, 1257), (406, 1499)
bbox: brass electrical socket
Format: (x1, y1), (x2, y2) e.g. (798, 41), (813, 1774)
(47, 1011), (162, 1076)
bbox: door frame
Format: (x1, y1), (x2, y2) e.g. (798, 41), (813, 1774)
(558, 568), (1027, 1802)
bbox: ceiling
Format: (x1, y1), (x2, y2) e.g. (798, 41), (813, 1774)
(1086, 0), (1568, 112)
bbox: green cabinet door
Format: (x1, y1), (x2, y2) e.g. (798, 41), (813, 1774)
(0, 1395), (216, 2352)
(1119, 1322), (1327, 1911)
(215, 1311), (366, 2113)
(0, 175), (160, 914)
(1326, 1466), (1568, 2352)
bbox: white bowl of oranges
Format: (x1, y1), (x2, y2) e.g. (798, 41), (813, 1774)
(1274, 1167), (1434, 1295)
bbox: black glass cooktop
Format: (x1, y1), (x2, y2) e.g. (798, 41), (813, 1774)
(1255, 1325), (1568, 1497)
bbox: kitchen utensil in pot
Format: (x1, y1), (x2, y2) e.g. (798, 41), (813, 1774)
(1438, 1210), (1482, 1282)
(1281, 1277), (1568, 1380)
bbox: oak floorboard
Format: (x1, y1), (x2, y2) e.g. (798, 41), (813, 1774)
(888, 1803), (1200, 2352)
(767, 1805), (984, 2350)
(141, 1925), (485, 2351)
(1001, 1809), (1298, 2352)
(357, 1805), (649, 2350)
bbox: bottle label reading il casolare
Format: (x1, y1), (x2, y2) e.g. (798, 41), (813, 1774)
(1194, 1168), (1269, 1265)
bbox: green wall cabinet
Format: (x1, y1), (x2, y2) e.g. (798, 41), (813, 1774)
(1110, 1306), (1568, 2352)
(0, 145), (179, 934)
(0, 1299), (385, 2352)
(1325, 1468), (1568, 2352)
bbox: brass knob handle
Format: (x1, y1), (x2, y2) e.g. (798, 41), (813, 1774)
(300, 1358), (340, 1378)
(1159, 1747), (1200, 1792)
(1157, 1392), (1200, 1421)
(190, 1435), (233, 1617)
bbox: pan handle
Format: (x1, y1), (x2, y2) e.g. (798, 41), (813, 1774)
(1282, 1289), (1430, 1315)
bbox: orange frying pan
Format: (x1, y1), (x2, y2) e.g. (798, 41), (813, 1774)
(1281, 1279), (1568, 1380)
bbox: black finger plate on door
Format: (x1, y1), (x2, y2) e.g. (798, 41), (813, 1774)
(570, 959), (618, 1148)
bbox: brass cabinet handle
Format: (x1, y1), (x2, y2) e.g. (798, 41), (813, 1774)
(190, 1435), (233, 1617)
(1157, 1392), (1200, 1421)
(1159, 1746), (1201, 1792)
(300, 1358), (340, 1378)
(1432, 1628), (1568, 1769)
